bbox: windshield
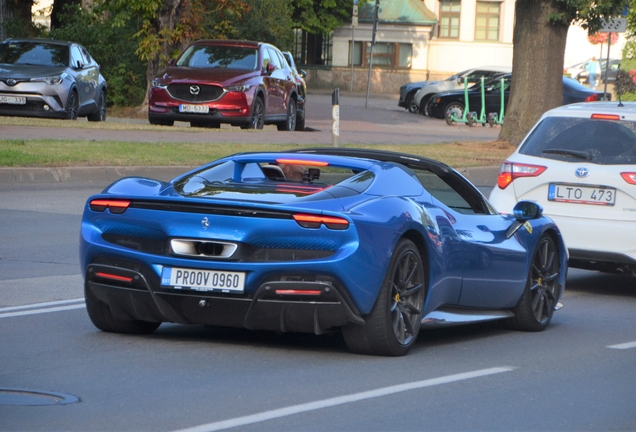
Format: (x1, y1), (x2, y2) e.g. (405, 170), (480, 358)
(0, 41), (68, 67)
(519, 117), (636, 165)
(176, 45), (258, 70)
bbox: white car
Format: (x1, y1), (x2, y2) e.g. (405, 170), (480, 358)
(489, 102), (636, 275)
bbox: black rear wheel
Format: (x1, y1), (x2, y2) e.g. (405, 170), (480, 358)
(419, 95), (432, 116)
(87, 90), (106, 122)
(342, 239), (426, 356)
(508, 235), (560, 331)
(85, 285), (161, 334)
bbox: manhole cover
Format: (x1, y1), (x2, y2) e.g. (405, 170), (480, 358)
(0, 388), (79, 406)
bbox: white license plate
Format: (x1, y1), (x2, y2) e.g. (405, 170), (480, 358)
(548, 183), (616, 206)
(161, 267), (245, 292)
(0, 95), (26, 105)
(179, 104), (209, 113)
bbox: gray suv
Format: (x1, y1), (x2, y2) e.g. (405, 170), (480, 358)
(0, 38), (107, 121)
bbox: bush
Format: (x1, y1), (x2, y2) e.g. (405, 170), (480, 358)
(49, 5), (147, 107)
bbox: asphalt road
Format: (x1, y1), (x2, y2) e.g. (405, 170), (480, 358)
(1, 181), (635, 431)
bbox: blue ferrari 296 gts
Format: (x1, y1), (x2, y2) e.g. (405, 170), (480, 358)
(80, 148), (568, 356)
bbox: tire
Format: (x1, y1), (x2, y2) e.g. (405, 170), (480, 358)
(243, 97), (264, 129)
(507, 235), (560, 332)
(190, 121), (220, 128)
(87, 90), (106, 122)
(444, 102), (464, 125)
(277, 98), (297, 131)
(406, 91), (418, 113)
(466, 112), (475, 126)
(419, 95), (432, 117)
(342, 239), (426, 356)
(66, 90), (79, 120)
(85, 284), (161, 334)
(295, 113), (305, 131)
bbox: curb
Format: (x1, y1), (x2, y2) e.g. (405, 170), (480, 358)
(0, 166), (195, 184)
(0, 165), (500, 187)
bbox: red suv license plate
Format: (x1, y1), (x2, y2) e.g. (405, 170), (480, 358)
(179, 104), (209, 114)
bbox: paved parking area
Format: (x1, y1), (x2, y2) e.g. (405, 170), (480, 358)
(0, 92), (501, 145)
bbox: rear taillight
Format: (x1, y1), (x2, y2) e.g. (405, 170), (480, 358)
(293, 214), (349, 230)
(89, 199), (131, 214)
(621, 172), (636, 185)
(585, 94), (599, 102)
(497, 162), (547, 189)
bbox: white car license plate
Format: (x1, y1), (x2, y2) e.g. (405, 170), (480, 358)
(179, 104), (209, 114)
(161, 267), (245, 292)
(548, 183), (616, 206)
(0, 95), (26, 105)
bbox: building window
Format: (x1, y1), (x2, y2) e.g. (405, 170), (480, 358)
(349, 42), (411, 69)
(475, 1), (500, 41)
(438, 0), (461, 39)
(293, 30), (332, 66)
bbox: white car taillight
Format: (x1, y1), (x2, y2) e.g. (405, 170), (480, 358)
(497, 161), (547, 189)
(621, 172), (636, 185)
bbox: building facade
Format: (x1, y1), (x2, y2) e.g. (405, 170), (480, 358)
(299, 0), (625, 93)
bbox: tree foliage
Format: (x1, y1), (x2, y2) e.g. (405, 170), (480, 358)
(49, 3), (147, 106)
(292, 0), (359, 34)
(236, 0), (294, 50)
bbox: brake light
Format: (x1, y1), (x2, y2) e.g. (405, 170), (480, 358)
(591, 113), (621, 120)
(585, 94), (598, 102)
(89, 199), (131, 214)
(293, 214), (349, 230)
(497, 162), (547, 189)
(621, 172), (636, 185)
(276, 158), (329, 167)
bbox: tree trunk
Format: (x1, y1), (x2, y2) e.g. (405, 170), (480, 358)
(498, 0), (569, 146)
(0, 0), (33, 40)
(51, 0), (81, 30)
(143, 0), (185, 108)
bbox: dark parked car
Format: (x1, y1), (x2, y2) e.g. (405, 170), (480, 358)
(80, 148), (567, 356)
(398, 67), (510, 114)
(282, 51), (306, 131)
(148, 39), (301, 131)
(427, 74), (609, 120)
(0, 38), (107, 121)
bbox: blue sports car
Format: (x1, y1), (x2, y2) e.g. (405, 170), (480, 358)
(80, 148), (568, 356)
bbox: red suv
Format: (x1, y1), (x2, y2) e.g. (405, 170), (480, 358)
(148, 40), (301, 131)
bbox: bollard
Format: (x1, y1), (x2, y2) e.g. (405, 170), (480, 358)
(332, 88), (339, 147)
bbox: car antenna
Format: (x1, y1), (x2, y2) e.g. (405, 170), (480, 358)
(617, 81), (624, 107)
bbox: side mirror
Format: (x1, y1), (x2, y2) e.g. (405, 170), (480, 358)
(505, 201), (543, 239)
(266, 63), (276, 75)
(75, 60), (84, 69)
(513, 201), (543, 221)
(298, 69), (307, 78)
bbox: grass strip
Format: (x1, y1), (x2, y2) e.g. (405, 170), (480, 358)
(0, 140), (515, 168)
